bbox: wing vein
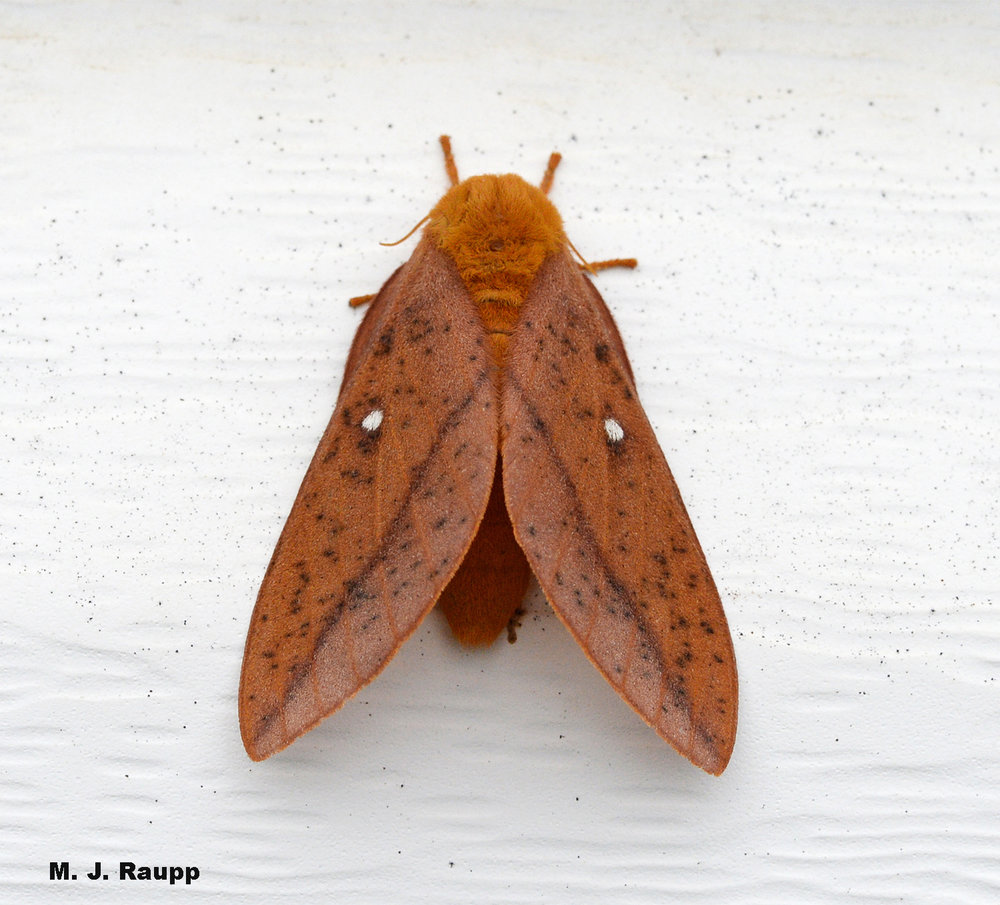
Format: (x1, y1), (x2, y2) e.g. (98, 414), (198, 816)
(282, 373), (493, 707)
(505, 372), (667, 678)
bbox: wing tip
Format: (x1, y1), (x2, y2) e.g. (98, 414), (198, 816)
(662, 681), (738, 775)
(238, 706), (283, 762)
(243, 741), (271, 763)
(690, 731), (735, 776)
(642, 704), (736, 775)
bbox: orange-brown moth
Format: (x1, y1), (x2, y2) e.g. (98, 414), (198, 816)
(239, 137), (738, 774)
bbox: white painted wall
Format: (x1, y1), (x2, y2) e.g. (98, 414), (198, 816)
(3, 2), (998, 901)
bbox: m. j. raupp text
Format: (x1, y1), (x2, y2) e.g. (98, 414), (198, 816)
(49, 861), (200, 884)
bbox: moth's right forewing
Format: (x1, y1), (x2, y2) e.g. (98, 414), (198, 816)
(240, 238), (498, 760)
(501, 251), (737, 774)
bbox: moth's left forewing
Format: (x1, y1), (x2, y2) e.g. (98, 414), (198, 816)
(500, 251), (737, 774)
(339, 263), (406, 399)
(240, 239), (498, 761)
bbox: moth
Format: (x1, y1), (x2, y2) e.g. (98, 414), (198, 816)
(239, 137), (738, 774)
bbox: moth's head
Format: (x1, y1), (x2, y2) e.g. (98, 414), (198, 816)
(425, 174), (566, 286)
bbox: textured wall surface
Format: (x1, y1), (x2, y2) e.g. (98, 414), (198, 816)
(3, 2), (998, 902)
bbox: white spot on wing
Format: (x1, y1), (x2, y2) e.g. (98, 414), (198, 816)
(604, 417), (624, 444)
(361, 409), (384, 433)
